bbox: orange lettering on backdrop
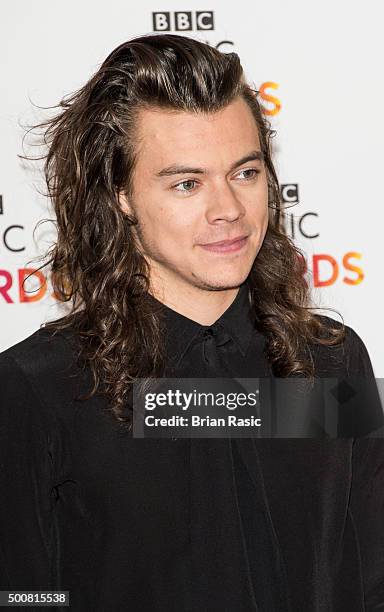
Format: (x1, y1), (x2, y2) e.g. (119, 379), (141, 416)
(0, 270), (14, 303)
(313, 254), (338, 287)
(19, 268), (47, 302)
(259, 82), (281, 116)
(343, 252), (364, 285)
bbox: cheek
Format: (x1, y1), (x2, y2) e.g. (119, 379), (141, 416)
(245, 193), (268, 222)
(143, 202), (195, 246)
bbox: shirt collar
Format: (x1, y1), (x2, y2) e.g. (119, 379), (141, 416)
(146, 282), (257, 366)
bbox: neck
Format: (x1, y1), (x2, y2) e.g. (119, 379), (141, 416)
(148, 277), (242, 326)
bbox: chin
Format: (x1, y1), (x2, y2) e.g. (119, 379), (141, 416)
(194, 270), (251, 290)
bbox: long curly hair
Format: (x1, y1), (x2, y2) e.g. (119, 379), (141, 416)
(21, 33), (345, 429)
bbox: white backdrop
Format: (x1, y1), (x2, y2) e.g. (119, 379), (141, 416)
(0, 1), (383, 374)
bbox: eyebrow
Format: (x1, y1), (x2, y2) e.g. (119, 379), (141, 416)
(155, 149), (264, 178)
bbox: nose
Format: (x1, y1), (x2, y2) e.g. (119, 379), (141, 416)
(205, 181), (246, 224)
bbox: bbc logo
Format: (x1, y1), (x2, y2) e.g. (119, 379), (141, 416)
(280, 184), (299, 204)
(152, 11), (214, 31)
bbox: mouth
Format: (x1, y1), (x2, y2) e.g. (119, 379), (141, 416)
(198, 235), (249, 254)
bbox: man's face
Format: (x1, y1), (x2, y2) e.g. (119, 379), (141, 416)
(119, 96), (269, 295)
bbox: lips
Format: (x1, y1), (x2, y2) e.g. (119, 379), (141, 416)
(198, 235), (249, 254)
(200, 234), (248, 247)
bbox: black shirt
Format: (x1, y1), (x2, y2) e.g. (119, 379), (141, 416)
(151, 284), (289, 611)
(0, 282), (383, 611)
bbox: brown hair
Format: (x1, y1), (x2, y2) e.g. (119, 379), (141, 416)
(21, 33), (345, 429)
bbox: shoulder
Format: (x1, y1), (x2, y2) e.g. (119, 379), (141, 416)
(0, 325), (85, 413)
(311, 313), (375, 378)
(0, 326), (78, 380)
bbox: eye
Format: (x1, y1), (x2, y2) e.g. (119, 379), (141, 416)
(236, 168), (261, 180)
(172, 179), (198, 194)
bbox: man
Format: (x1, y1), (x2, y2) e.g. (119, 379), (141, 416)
(0, 33), (383, 611)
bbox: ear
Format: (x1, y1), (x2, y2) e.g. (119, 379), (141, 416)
(118, 190), (132, 215)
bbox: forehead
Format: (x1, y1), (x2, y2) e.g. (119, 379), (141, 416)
(134, 97), (261, 168)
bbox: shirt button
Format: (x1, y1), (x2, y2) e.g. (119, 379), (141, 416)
(203, 328), (214, 337)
